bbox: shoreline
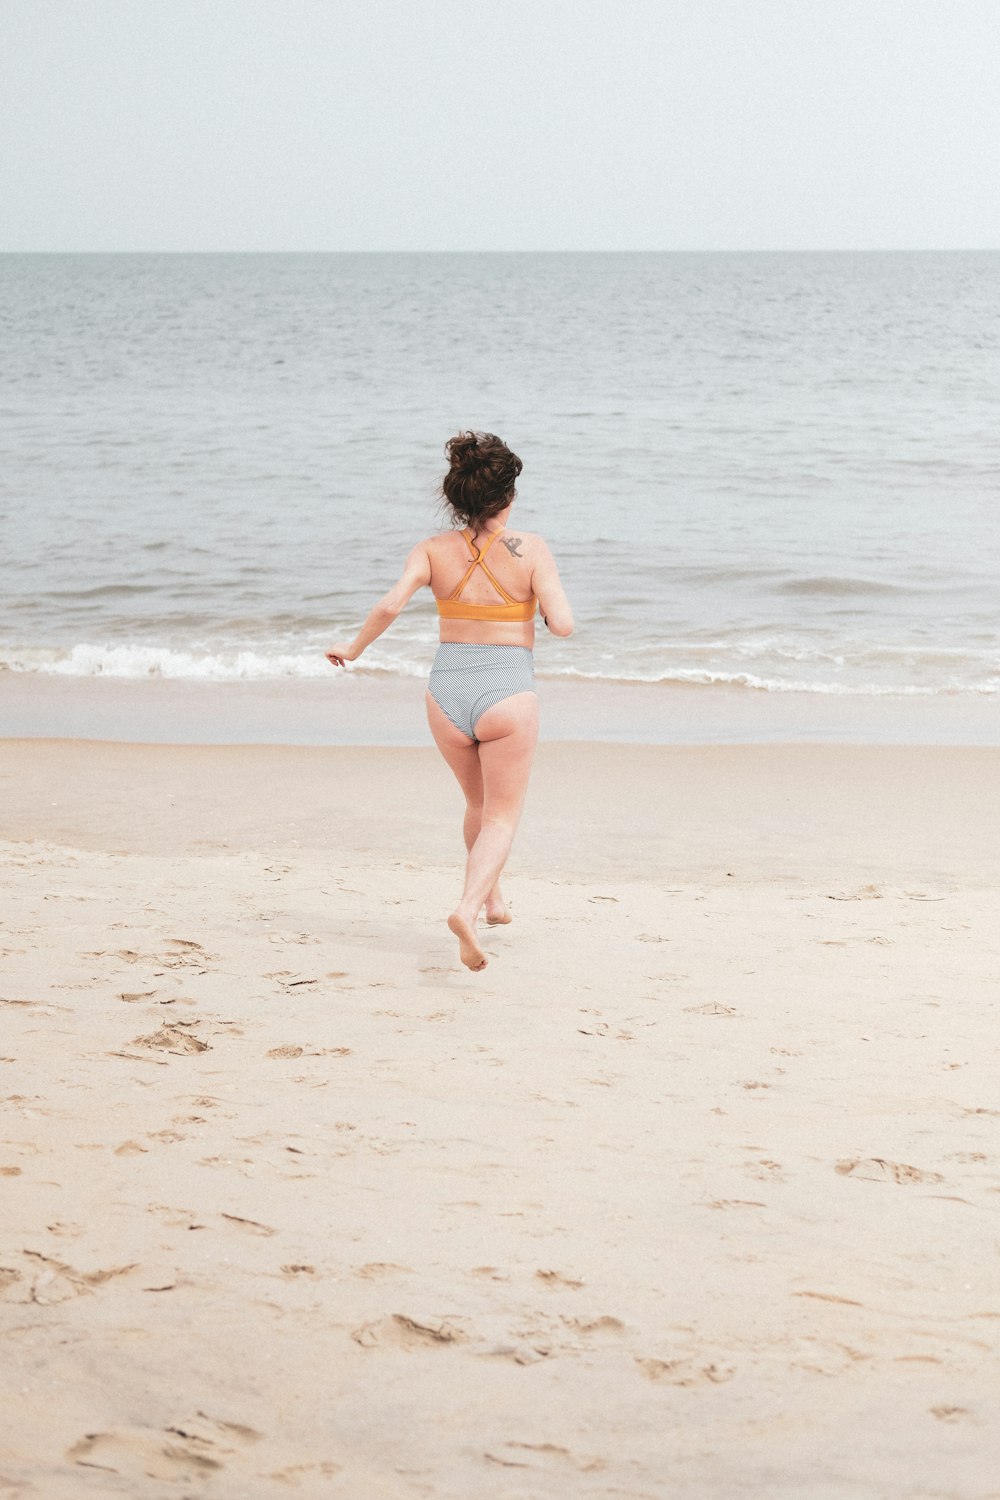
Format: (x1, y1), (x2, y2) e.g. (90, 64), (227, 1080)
(2, 669), (999, 746)
(5, 737), (1000, 887)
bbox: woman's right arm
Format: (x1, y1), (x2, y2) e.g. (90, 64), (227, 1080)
(531, 539), (574, 637)
(326, 542), (432, 666)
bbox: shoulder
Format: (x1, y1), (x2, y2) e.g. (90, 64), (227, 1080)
(423, 529), (465, 550)
(419, 531), (458, 566)
(398, 538), (434, 580)
(507, 530), (554, 561)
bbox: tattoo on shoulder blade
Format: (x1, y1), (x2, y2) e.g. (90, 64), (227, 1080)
(502, 536), (524, 557)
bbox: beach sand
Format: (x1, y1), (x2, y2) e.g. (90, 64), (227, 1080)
(2, 738), (999, 1498)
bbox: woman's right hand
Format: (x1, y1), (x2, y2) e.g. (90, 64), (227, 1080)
(325, 643), (357, 667)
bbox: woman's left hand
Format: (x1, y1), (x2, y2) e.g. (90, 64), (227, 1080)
(325, 644), (356, 667)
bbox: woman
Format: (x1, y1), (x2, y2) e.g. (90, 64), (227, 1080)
(325, 432), (574, 972)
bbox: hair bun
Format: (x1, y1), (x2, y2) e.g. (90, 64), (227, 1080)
(446, 432), (480, 472)
(441, 430), (523, 529)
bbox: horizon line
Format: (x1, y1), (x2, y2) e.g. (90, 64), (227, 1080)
(2, 246), (999, 256)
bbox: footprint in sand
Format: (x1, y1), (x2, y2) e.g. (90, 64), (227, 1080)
(351, 1314), (465, 1348)
(836, 1157), (945, 1185)
(743, 1158), (784, 1181)
(535, 1269), (585, 1289)
(635, 1355), (735, 1386)
(149, 1205), (206, 1231)
(483, 1342), (551, 1365)
(561, 1315), (627, 1341)
(131, 1024), (210, 1056)
(67, 1413), (261, 1480)
(114, 1140), (149, 1156)
(929, 1405), (972, 1422)
(104, 940), (216, 970)
(9, 1251), (137, 1305)
(484, 1441), (606, 1473)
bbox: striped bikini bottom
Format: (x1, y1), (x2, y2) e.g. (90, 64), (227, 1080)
(427, 642), (535, 741)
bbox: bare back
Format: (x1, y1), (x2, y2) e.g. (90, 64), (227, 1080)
(426, 526), (543, 647)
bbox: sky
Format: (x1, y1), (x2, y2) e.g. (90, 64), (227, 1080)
(1, 0), (998, 252)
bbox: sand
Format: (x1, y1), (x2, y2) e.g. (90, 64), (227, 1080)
(2, 738), (999, 1498)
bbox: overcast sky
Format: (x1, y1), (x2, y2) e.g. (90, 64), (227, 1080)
(1, 0), (997, 252)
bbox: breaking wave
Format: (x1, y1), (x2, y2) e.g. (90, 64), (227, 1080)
(1, 641), (997, 695)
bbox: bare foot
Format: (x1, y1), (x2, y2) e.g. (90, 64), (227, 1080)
(485, 906), (512, 926)
(448, 912), (487, 971)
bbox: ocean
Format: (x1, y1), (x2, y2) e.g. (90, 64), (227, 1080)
(2, 251), (998, 741)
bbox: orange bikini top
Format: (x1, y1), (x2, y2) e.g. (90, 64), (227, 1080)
(435, 529), (537, 622)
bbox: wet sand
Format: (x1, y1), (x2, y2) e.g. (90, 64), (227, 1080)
(5, 666), (1000, 747)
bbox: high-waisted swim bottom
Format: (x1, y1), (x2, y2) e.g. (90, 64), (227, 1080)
(427, 642), (535, 741)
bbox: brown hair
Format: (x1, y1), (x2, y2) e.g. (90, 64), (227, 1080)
(441, 431), (522, 529)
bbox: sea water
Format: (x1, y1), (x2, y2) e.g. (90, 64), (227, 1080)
(1, 252), (998, 739)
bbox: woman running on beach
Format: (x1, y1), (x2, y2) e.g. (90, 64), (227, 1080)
(325, 432), (574, 971)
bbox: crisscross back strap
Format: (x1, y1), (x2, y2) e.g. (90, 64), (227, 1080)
(448, 529), (518, 606)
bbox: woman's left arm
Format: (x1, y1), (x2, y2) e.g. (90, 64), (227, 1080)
(325, 543), (432, 666)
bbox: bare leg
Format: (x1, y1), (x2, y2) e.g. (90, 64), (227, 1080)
(461, 802), (510, 924)
(426, 693), (509, 925)
(448, 693), (539, 968)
